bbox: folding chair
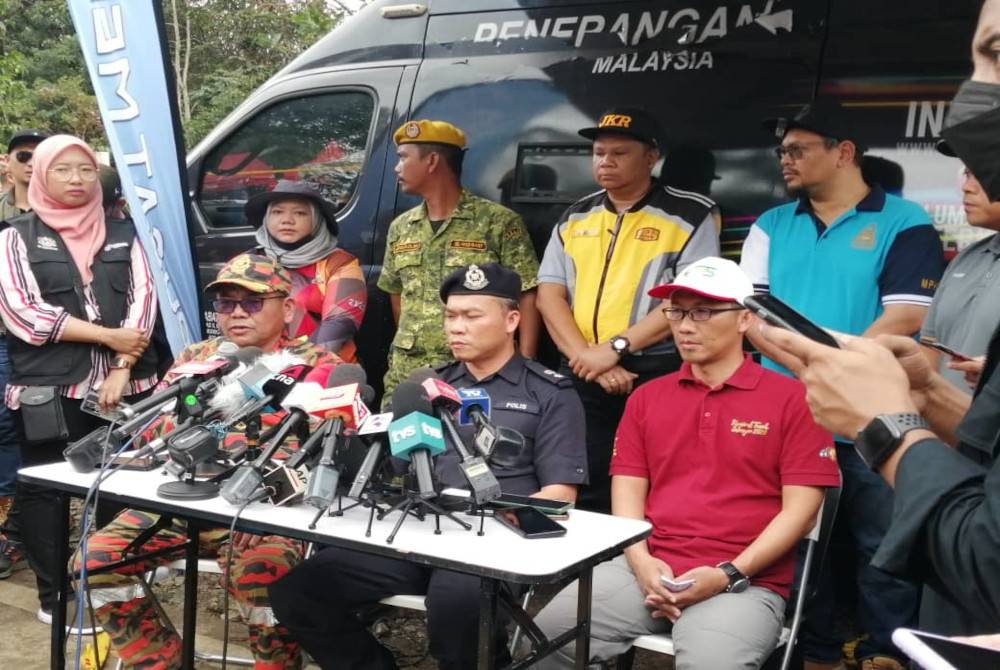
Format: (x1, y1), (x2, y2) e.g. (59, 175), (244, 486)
(618, 484), (842, 670)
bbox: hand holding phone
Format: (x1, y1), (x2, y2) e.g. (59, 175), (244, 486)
(918, 337), (973, 362)
(659, 575), (695, 592)
(742, 294), (840, 349)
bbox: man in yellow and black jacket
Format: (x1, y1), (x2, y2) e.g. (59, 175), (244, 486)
(537, 107), (719, 512)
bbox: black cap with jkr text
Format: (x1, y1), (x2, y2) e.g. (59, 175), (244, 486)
(578, 107), (664, 148)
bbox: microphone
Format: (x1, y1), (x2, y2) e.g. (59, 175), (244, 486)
(386, 382), (444, 499)
(303, 421), (341, 509)
(457, 387), (491, 426)
(409, 374), (501, 505)
(219, 365), (315, 505)
(121, 346), (260, 420)
(283, 364), (366, 469)
(346, 411), (392, 500)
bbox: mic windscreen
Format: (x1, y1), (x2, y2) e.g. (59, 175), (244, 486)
(217, 340), (240, 355)
(231, 346), (263, 365)
(258, 350), (305, 373)
(326, 363), (367, 388)
(406, 367), (438, 383)
(391, 381), (433, 417)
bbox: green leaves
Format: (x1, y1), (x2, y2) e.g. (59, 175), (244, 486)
(0, 0), (345, 151)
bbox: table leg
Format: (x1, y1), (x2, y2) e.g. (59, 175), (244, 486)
(181, 519), (199, 670)
(478, 577), (499, 670)
(574, 567), (593, 670)
(50, 491), (70, 670)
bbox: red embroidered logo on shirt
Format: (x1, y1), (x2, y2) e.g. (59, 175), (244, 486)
(730, 419), (770, 436)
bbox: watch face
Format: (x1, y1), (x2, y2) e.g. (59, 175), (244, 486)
(611, 337), (628, 353)
(729, 578), (750, 594)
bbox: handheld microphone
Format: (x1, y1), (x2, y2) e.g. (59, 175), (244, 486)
(303, 421), (341, 509)
(387, 382), (444, 499)
(457, 387), (491, 426)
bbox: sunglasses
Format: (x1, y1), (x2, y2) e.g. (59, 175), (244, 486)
(212, 293), (284, 314)
(14, 151), (32, 164)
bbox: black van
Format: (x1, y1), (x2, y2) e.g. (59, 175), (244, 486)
(185, 0), (982, 394)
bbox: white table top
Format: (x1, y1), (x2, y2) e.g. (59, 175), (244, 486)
(20, 462), (651, 583)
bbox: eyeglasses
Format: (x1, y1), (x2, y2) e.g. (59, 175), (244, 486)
(212, 293), (284, 314)
(662, 306), (745, 322)
(14, 151), (33, 164)
(773, 141), (832, 161)
(47, 165), (99, 182)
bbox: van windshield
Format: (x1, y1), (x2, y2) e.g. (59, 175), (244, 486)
(197, 90), (374, 228)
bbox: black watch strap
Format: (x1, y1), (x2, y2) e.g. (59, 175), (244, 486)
(855, 412), (930, 471)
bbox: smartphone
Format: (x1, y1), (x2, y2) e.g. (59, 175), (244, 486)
(892, 628), (1000, 670)
(493, 506), (567, 539)
(490, 493), (574, 516)
(918, 337), (973, 362)
(659, 575), (695, 592)
(742, 294), (840, 349)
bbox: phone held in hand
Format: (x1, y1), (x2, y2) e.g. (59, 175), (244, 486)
(659, 575), (695, 592)
(742, 294), (840, 349)
(892, 627), (1000, 670)
(918, 337), (973, 362)
(493, 506), (567, 539)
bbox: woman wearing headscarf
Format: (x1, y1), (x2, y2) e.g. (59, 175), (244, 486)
(0, 135), (159, 622)
(246, 180), (366, 362)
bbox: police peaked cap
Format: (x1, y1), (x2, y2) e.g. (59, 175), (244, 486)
(440, 263), (521, 303)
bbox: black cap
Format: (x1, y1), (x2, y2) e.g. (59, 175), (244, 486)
(935, 138), (957, 157)
(439, 263), (521, 303)
(578, 107), (664, 148)
(244, 179), (338, 235)
(7, 129), (49, 153)
(763, 99), (866, 152)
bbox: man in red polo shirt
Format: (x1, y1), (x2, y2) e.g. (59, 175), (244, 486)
(534, 256), (840, 669)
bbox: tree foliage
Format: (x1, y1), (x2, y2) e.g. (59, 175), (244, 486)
(0, 0), (346, 151)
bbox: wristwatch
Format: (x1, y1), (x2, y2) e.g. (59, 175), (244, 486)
(855, 413), (930, 471)
(110, 356), (134, 370)
(716, 561), (750, 593)
(609, 335), (631, 358)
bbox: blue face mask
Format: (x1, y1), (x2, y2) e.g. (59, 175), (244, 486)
(941, 81), (1000, 202)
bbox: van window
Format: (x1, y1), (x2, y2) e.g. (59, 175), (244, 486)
(511, 143), (593, 204)
(197, 91), (374, 228)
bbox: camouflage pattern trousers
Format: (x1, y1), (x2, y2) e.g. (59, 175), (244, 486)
(72, 509), (304, 670)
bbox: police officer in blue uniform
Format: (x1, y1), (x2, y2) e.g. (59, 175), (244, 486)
(270, 263), (586, 670)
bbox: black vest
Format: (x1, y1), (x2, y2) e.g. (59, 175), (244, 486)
(3, 213), (158, 385)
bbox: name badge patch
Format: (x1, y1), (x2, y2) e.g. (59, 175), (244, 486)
(449, 240), (487, 251)
(392, 241), (422, 254)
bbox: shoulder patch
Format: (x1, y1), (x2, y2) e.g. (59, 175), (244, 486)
(524, 359), (572, 388)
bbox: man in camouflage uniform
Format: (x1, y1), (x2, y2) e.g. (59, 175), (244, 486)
(378, 119), (540, 396)
(74, 253), (340, 670)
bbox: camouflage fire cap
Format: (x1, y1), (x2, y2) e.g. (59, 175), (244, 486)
(205, 253), (293, 295)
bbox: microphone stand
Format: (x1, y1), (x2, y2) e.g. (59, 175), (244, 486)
(375, 463), (472, 544)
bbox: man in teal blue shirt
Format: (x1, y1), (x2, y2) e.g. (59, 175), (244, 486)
(740, 98), (945, 670)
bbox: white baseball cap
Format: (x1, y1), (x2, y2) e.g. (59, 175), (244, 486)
(648, 256), (753, 303)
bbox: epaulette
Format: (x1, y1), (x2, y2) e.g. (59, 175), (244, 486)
(524, 359), (573, 388)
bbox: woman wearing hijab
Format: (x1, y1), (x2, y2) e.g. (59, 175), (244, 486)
(0, 134), (159, 622)
(246, 180), (366, 362)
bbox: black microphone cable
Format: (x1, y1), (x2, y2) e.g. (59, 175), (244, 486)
(219, 484), (274, 670)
